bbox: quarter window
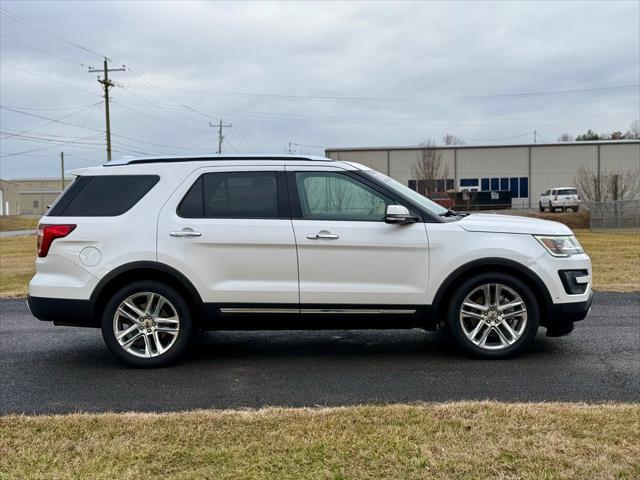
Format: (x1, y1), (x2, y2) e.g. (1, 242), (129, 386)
(178, 171), (279, 219)
(295, 172), (391, 221)
(47, 175), (159, 217)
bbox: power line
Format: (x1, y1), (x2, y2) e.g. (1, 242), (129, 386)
(1, 61), (98, 96)
(112, 100), (209, 133)
(0, 7), (107, 60)
(125, 67), (213, 120)
(125, 83), (640, 103)
(0, 131), (105, 146)
(1, 103), (104, 111)
(228, 126), (256, 153)
(0, 34), (93, 68)
(1, 145), (61, 157)
(110, 98), (637, 126)
(0, 105), (203, 151)
(116, 84), (208, 126)
(0, 102), (101, 139)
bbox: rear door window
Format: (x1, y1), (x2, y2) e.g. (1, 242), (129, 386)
(177, 171), (281, 219)
(48, 175), (159, 217)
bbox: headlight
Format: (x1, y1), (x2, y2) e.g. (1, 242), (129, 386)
(534, 235), (584, 257)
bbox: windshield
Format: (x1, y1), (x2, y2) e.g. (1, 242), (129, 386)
(362, 170), (449, 216)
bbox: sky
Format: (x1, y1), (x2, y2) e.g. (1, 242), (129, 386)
(1, 0), (639, 178)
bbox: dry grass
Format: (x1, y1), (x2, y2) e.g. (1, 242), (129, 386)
(0, 236), (36, 297)
(575, 229), (640, 292)
(0, 216), (38, 232)
(0, 230), (637, 298)
(1, 402), (638, 480)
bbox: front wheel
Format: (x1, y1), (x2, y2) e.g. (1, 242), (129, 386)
(538, 202), (544, 212)
(446, 273), (539, 358)
(101, 281), (193, 367)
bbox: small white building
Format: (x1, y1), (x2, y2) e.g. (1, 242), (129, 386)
(326, 140), (640, 209)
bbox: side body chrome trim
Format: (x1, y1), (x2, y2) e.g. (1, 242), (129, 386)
(219, 308), (300, 314)
(219, 307), (417, 315)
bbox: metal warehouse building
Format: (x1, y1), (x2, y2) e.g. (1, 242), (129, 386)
(326, 140), (640, 209)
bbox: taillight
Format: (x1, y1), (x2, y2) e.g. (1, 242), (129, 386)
(37, 224), (76, 257)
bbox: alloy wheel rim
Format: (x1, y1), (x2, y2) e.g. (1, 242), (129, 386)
(113, 292), (180, 358)
(459, 283), (527, 351)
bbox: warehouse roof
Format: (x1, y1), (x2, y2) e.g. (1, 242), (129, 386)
(325, 139), (640, 153)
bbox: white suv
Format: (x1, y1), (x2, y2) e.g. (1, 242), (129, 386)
(28, 155), (592, 367)
(539, 187), (580, 212)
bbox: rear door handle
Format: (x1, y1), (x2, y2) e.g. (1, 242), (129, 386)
(307, 232), (339, 240)
(170, 230), (202, 237)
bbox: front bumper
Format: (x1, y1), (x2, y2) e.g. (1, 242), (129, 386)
(27, 295), (98, 327)
(544, 290), (593, 336)
(548, 290), (593, 323)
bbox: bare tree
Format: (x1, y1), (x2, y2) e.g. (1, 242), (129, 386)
(608, 170), (640, 201)
(575, 167), (640, 202)
(625, 120), (640, 139)
(557, 133), (573, 142)
(575, 167), (606, 202)
(442, 134), (465, 145)
(413, 140), (449, 195)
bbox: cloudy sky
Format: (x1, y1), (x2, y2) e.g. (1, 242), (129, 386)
(1, 0), (638, 178)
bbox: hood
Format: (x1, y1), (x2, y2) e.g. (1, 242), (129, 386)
(459, 213), (572, 235)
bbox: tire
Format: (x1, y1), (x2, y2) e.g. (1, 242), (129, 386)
(101, 280), (193, 367)
(572, 206), (579, 212)
(538, 202), (544, 212)
(446, 272), (539, 359)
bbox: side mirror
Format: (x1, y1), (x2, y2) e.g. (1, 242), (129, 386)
(385, 205), (418, 224)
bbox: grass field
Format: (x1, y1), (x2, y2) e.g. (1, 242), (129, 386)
(1, 402), (638, 480)
(0, 215), (38, 232)
(1, 230), (637, 297)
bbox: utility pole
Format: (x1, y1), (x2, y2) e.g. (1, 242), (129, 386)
(534, 130), (537, 143)
(60, 152), (64, 191)
(209, 119), (232, 154)
(89, 58), (125, 161)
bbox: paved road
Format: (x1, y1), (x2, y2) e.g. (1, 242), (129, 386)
(1, 292), (638, 414)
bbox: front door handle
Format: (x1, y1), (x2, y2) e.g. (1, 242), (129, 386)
(170, 229), (202, 237)
(307, 231), (339, 240)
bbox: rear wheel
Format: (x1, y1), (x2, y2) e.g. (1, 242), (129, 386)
(101, 281), (193, 367)
(447, 273), (539, 358)
(572, 206), (579, 212)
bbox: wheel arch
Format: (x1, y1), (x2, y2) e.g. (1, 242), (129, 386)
(432, 258), (553, 327)
(90, 261), (205, 325)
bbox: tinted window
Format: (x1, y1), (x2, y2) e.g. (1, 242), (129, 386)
(295, 172), (391, 221)
(178, 171), (278, 218)
(48, 175), (159, 217)
(558, 189), (577, 195)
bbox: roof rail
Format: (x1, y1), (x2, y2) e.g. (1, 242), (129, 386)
(105, 154), (334, 166)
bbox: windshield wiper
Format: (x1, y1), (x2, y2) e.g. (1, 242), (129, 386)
(439, 209), (467, 217)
